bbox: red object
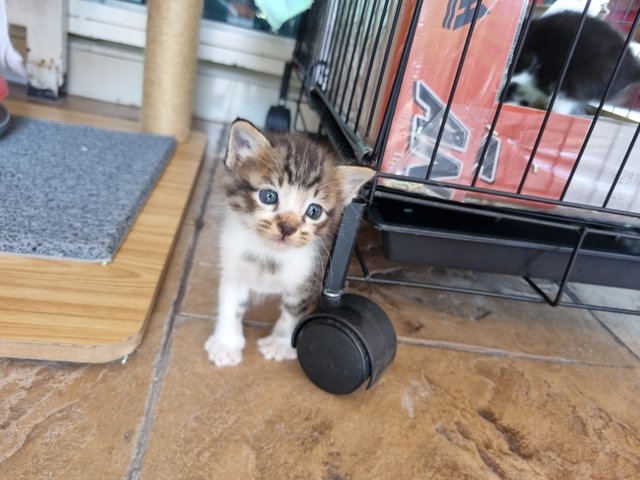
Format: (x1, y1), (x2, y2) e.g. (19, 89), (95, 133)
(379, 0), (640, 220)
(380, 0), (593, 207)
(0, 75), (8, 100)
(607, 0), (640, 34)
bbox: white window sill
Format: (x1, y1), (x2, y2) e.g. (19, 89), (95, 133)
(68, 0), (295, 76)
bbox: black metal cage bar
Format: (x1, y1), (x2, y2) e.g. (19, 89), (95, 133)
(472, 0), (538, 187)
(426, 0), (485, 181)
(518, 1), (593, 194)
(353, 0), (392, 133)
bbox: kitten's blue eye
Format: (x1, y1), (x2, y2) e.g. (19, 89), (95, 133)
(306, 203), (323, 220)
(259, 189), (278, 205)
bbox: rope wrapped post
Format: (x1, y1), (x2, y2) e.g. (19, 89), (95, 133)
(142, 0), (204, 142)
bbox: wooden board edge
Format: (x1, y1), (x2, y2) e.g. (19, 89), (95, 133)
(0, 329), (145, 363)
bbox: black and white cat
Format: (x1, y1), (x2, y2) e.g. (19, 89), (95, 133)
(506, 11), (640, 115)
(205, 120), (374, 367)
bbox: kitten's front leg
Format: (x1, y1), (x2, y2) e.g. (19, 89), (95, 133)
(258, 294), (310, 361)
(205, 278), (249, 367)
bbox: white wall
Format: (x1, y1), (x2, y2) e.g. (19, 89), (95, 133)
(63, 39), (316, 129)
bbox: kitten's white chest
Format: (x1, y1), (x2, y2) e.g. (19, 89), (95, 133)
(220, 213), (316, 295)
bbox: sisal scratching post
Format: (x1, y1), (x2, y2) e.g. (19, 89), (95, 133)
(142, 0), (204, 143)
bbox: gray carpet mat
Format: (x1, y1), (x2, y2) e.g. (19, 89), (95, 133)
(0, 116), (176, 262)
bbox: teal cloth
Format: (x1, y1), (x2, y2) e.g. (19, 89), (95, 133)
(254, 0), (313, 31)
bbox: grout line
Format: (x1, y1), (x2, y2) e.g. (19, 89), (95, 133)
(125, 128), (228, 480)
(178, 312), (272, 331)
(397, 335), (636, 368)
(565, 286), (640, 364)
(242, 319), (272, 330)
(177, 312), (213, 321)
(180, 308), (632, 368)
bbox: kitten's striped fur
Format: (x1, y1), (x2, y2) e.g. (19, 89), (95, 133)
(205, 120), (375, 367)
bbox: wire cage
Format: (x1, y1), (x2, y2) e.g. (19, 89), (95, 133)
(270, 0), (640, 317)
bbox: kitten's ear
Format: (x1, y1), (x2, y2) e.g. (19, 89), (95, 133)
(336, 166), (376, 204)
(225, 119), (271, 170)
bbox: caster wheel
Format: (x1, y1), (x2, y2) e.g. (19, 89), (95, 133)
(292, 294), (397, 395)
(265, 105), (291, 133)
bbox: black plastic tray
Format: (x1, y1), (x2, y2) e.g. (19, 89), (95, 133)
(369, 198), (640, 290)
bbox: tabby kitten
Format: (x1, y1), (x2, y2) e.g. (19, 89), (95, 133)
(205, 120), (375, 367)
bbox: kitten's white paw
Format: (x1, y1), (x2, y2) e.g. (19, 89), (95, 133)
(205, 334), (245, 367)
(257, 335), (297, 361)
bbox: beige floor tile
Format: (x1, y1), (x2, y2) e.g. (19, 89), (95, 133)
(181, 172), (228, 318)
(567, 284), (640, 358)
(156, 124), (226, 314)
(140, 319), (640, 480)
(181, 148), (222, 228)
(0, 221), (196, 479)
(193, 120), (228, 158)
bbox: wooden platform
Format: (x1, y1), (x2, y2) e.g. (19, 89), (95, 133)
(0, 100), (207, 362)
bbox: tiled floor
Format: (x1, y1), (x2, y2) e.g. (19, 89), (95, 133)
(2, 94), (640, 479)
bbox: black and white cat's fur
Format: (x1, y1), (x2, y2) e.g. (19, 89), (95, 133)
(204, 120), (374, 367)
(507, 11), (640, 115)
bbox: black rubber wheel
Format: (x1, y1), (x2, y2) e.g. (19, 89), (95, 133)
(292, 294), (397, 395)
(265, 105), (291, 133)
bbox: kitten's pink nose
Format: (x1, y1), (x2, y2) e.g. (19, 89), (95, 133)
(277, 222), (297, 238)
